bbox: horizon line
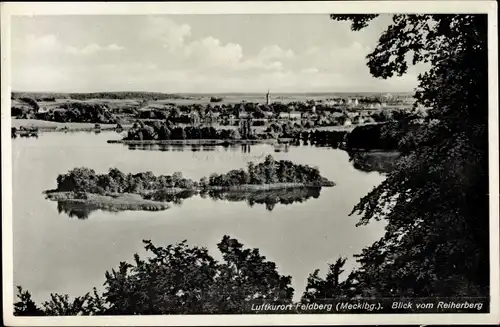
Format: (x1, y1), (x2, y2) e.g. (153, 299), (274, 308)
(11, 90), (415, 95)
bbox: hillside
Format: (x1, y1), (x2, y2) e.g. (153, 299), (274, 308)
(11, 91), (192, 101)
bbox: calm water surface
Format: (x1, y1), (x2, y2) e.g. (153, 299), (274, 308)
(13, 131), (386, 302)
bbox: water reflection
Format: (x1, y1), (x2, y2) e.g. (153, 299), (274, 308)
(128, 144), (226, 152)
(126, 142), (307, 154)
(122, 142), (399, 175)
(241, 144), (252, 153)
(14, 131), (387, 304)
(347, 151), (400, 174)
(291, 139), (341, 149)
(57, 202), (99, 220)
(204, 187), (321, 212)
(56, 187), (323, 219)
(12, 133), (39, 139)
(145, 189), (196, 204)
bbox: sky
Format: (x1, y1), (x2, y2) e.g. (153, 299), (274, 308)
(11, 14), (426, 93)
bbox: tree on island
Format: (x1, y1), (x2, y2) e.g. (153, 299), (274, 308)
(304, 14), (489, 300)
(14, 236), (293, 315)
(206, 155), (331, 187)
(125, 121), (241, 141)
(52, 156), (333, 197)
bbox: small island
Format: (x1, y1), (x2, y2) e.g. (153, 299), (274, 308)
(45, 155), (335, 214)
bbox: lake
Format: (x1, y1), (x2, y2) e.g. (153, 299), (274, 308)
(12, 131), (387, 303)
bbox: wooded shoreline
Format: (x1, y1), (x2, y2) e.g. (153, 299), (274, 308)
(107, 138), (295, 145)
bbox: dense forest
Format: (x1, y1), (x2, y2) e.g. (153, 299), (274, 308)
(302, 13), (490, 299)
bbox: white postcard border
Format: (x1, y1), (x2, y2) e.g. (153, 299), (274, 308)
(2, 1), (498, 326)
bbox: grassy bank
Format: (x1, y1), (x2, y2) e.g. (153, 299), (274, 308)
(45, 191), (169, 212)
(11, 119), (132, 132)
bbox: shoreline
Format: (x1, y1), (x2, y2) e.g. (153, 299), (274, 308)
(206, 182), (335, 190)
(45, 191), (169, 212)
(13, 126), (124, 134)
(45, 182), (335, 212)
(11, 119), (132, 133)
(107, 139), (294, 146)
(339, 143), (401, 153)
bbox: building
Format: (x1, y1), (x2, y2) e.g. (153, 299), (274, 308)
(239, 118), (254, 139)
(262, 111), (274, 118)
(266, 90), (271, 105)
(347, 98), (359, 106)
(234, 103), (247, 119)
(353, 115), (365, 125)
(330, 112), (344, 120)
(189, 111), (201, 125)
(205, 111), (220, 125)
(279, 111), (302, 120)
(239, 111), (251, 119)
(383, 93), (393, 101)
(228, 114), (237, 124)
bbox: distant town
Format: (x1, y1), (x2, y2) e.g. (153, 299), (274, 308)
(11, 91), (422, 139)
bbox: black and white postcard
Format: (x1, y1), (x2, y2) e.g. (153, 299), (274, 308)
(2, 1), (499, 326)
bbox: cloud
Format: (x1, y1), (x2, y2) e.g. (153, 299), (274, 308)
(144, 17), (191, 50)
(13, 34), (124, 56)
(12, 34), (58, 53)
(184, 36), (244, 68)
(256, 45), (295, 62)
(11, 16), (424, 93)
(107, 44), (125, 51)
(301, 68), (319, 74)
(66, 43), (124, 55)
(145, 18), (290, 73)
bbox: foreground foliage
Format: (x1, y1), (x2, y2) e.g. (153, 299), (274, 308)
(302, 13), (490, 300)
(15, 236), (294, 315)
